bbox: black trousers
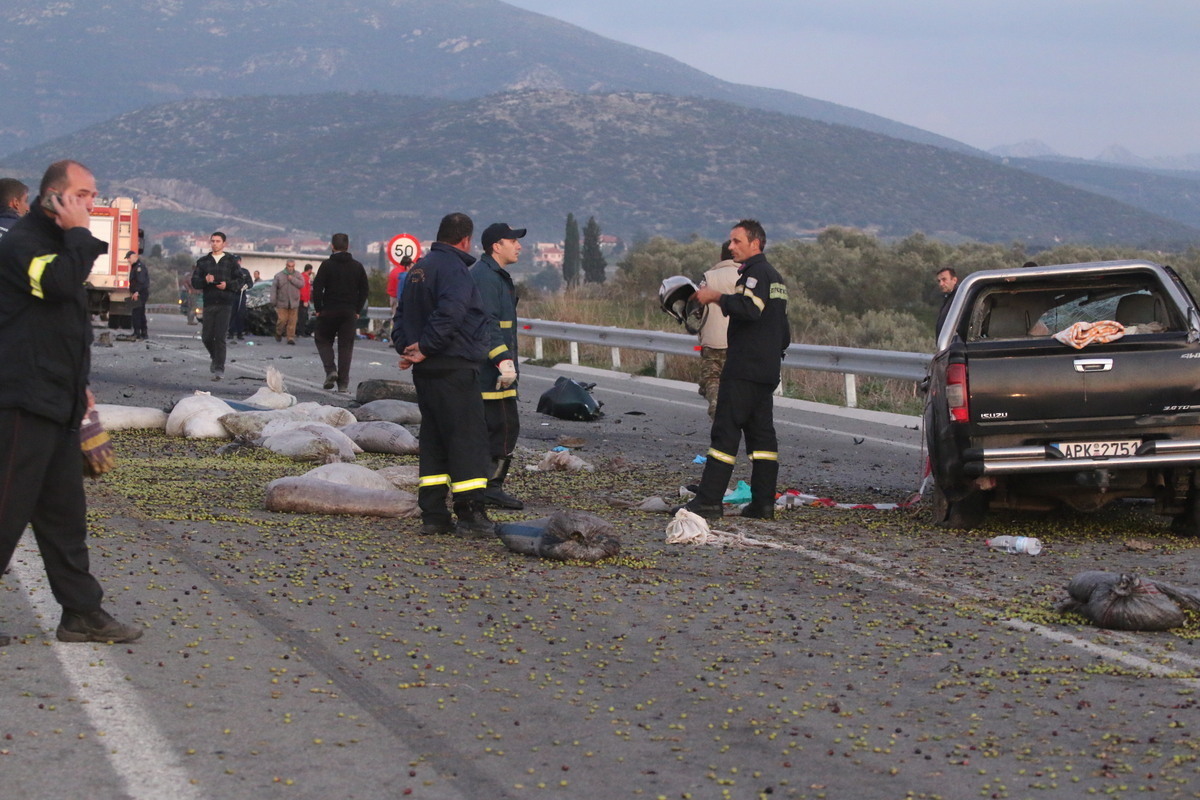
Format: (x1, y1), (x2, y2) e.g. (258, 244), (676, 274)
(201, 303), (233, 373)
(314, 309), (359, 388)
(413, 367), (491, 523)
(0, 409), (104, 613)
(484, 397), (520, 459)
(695, 377), (780, 508)
(131, 303), (148, 337)
(228, 293), (247, 335)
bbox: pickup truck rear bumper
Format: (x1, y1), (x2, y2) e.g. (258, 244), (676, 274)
(962, 439), (1200, 476)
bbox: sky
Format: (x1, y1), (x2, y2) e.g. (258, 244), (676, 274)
(505, 0), (1199, 161)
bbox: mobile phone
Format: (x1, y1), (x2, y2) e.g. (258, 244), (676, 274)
(41, 193), (63, 212)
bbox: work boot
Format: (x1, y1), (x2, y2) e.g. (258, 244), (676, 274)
(739, 502), (775, 520)
(323, 372), (337, 390)
(482, 457), (524, 510)
(417, 516), (454, 536)
(454, 501), (498, 539)
(57, 608), (143, 644)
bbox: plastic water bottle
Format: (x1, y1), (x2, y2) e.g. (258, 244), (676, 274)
(985, 535), (1042, 555)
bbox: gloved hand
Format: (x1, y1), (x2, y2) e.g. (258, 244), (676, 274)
(496, 359), (517, 390)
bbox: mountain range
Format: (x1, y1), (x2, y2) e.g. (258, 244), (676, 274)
(1, 0), (1198, 249)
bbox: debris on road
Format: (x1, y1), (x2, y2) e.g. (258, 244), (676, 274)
(497, 511), (620, 561)
(1058, 570), (1194, 631)
(536, 376), (603, 421)
(531, 448), (595, 472)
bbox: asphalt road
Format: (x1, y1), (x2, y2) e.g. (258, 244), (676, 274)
(3, 312), (1199, 800)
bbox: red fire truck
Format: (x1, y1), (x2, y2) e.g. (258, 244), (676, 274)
(87, 196), (142, 328)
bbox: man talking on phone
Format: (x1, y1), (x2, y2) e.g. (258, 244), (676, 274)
(0, 159), (143, 645)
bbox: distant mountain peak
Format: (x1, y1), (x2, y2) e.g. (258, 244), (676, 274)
(989, 140), (1060, 158)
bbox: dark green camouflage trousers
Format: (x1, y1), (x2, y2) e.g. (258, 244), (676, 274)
(698, 346), (727, 420)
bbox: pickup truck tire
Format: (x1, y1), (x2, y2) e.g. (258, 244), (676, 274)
(931, 483), (987, 530)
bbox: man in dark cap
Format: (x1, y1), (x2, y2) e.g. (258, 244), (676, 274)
(127, 249), (150, 340)
(471, 222), (527, 509)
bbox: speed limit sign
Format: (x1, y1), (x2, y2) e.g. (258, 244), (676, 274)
(387, 233), (422, 268)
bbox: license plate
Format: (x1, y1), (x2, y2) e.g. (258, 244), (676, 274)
(1052, 440), (1141, 458)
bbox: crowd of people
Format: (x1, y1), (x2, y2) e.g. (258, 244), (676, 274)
(0, 158), (846, 650)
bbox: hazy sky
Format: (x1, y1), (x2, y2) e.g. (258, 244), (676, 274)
(505, 0), (1198, 160)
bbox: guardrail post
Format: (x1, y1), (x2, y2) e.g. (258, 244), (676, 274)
(534, 337), (544, 361)
(655, 352), (665, 377)
(569, 341), (579, 366)
(844, 374), (858, 408)
(611, 347), (621, 369)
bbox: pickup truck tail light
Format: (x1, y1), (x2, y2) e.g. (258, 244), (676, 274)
(946, 362), (969, 423)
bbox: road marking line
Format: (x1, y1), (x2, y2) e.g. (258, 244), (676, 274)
(11, 538), (208, 800)
(700, 530), (1200, 686)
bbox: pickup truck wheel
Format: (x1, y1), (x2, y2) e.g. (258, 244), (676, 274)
(931, 484), (987, 530)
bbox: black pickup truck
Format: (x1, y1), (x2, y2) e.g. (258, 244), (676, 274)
(924, 260), (1200, 531)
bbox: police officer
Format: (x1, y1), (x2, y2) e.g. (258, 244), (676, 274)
(683, 219), (790, 520)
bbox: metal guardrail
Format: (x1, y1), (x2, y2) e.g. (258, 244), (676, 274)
(512, 318), (929, 407)
(153, 303), (930, 408)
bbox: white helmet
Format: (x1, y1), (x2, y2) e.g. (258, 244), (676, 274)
(659, 275), (702, 332)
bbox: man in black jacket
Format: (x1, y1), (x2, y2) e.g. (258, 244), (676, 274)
(392, 212), (495, 538)
(127, 250), (150, 340)
(191, 231), (240, 380)
(0, 159), (142, 645)
(312, 232), (369, 392)
(683, 219), (791, 521)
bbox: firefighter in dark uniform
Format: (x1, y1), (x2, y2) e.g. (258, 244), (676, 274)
(0, 160), (142, 645)
(471, 222), (526, 509)
(392, 212), (496, 538)
(684, 219), (790, 520)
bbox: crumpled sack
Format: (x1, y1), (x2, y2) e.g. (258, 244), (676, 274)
(265, 473), (417, 517)
(1058, 570), (1185, 631)
(95, 404), (169, 431)
(536, 376), (603, 421)
(243, 366), (297, 409)
(260, 424), (358, 463)
(220, 404), (356, 438)
(497, 511), (621, 561)
(166, 392), (236, 439)
(300, 463), (397, 492)
(532, 449), (594, 472)
(339, 421), (419, 455)
(376, 464), (419, 489)
(1053, 320), (1125, 350)
(287, 402), (356, 428)
(352, 399), (422, 425)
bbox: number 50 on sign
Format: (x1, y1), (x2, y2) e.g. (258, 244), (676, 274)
(387, 233), (422, 268)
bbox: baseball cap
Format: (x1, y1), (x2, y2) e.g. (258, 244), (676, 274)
(481, 222), (526, 253)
